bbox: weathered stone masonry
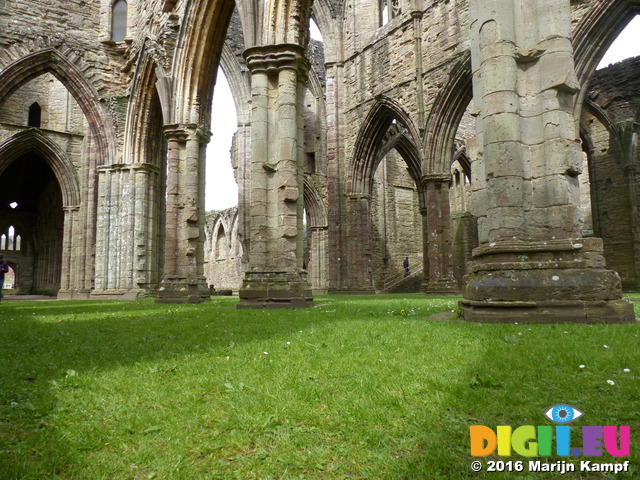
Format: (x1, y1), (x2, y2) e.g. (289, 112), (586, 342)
(0, 0), (636, 322)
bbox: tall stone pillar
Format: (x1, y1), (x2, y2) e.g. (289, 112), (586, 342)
(308, 225), (328, 294)
(156, 125), (210, 303)
(421, 174), (458, 293)
(344, 193), (375, 294)
(325, 61), (348, 292)
(236, 44), (313, 308)
(58, 206), (83, 298)
(461, 0), (634, 322)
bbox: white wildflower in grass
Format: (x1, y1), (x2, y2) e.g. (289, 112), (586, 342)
(607, 379), (615, 385)
(263, 352), (268, 355)
(579, 364), (586, 369)
(603, 345), (609, 348)
(624, 368), (631, 373)
(286, 341), (291, 345)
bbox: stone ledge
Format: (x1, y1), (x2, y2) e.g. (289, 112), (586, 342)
(459, 299), (636, 324)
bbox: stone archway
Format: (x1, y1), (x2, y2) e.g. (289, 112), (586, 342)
(344, 97), (425, 292)
(303, 177), (328, 293)
(0, 130), (81, 297)
(0, 48), (117, 165)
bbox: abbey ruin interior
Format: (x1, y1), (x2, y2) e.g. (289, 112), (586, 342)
(0, 0), (638, 322)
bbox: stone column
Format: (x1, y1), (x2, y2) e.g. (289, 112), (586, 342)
(156, 125), (211, 303)
(308, 225), (328, 294)
(236, 44), (313, 308)
(325, 61), (348, 292)
(58, 205), (81, 298)
(461, 0), (634, 322)
(344, 193), (375, 293)
(421, 173), (458, 293)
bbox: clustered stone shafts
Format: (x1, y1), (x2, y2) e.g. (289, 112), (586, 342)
(461, 0), (634, 323)
(471, 0), (582, 242)
(156, 125), (210, 303)
(237, 44), (312, 308)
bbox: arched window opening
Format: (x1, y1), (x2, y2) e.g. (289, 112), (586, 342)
(379, 0), (401, 26)
(1, 226), (22, 251)
(206, 69), (238, 211)
(28, 102), (41, 128)
(7, 226), (14, 250)
(215, 226), (228, 261)
(111, 0), (128, 42)
(4, 266), (15, 289)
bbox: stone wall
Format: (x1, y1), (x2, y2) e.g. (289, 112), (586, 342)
(205, 207), (243, 292)
(582, 56), (640, 289)
(371, 150), (422, 290)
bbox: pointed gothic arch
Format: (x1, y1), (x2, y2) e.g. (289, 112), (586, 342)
(350, 96), (423, 196)
(303, 177), (328, 228)
(573, 0), (640, 88)
(171, 0), (235, 125)
(0, 130), (80, 208)
(0, 48), (117, 165)
(423, 51), (473, 175)
(126, 52), (166, 166)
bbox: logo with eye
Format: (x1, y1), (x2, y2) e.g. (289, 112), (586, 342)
(544, 404), (584, 424)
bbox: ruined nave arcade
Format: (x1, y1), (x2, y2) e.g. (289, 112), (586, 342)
(0, 0), (637, 322)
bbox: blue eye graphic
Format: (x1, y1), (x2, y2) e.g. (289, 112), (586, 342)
(544, 404), (584, 424)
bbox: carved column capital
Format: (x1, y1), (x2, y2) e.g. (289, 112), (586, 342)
(243, 44), (310, 80)
(163, 124), (210, 144)
(421, 173), (452, 188)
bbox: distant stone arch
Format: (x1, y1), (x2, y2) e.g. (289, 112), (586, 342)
(214, 219), (229, 260)
(573, 0), (640, 87)
(349, 96), (423, 196)
(0, 129), (80, 208)
(422, 52), (473, 175)
(0, 48), (117, 166)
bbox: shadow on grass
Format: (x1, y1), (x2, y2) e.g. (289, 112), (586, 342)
(1, 296), (638, 479)
(0, 297), (344, 477)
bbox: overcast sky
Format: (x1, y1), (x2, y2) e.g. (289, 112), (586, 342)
(205, 15), (640, 211)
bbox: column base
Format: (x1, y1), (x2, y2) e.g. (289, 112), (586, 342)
(460, 238), (635, 323)
(89, 289), (148, 301)
(237, 271), (313, 309)
(327, 287), (376, 295)
(423, 279), (459, 295)
(58, 289), (92, 300)
(155, 276), (211, 304)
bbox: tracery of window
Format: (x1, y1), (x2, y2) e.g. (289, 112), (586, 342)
(1, 226), (21, 251)
(111, 0), (128, 42)
(380, 0), (401, 26)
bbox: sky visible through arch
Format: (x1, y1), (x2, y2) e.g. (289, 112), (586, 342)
(205, 15), (640, 212)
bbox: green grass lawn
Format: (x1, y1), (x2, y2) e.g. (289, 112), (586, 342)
(1, 294), (639, 479)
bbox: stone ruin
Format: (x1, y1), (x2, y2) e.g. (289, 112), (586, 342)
(0, 0), (637, 321)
